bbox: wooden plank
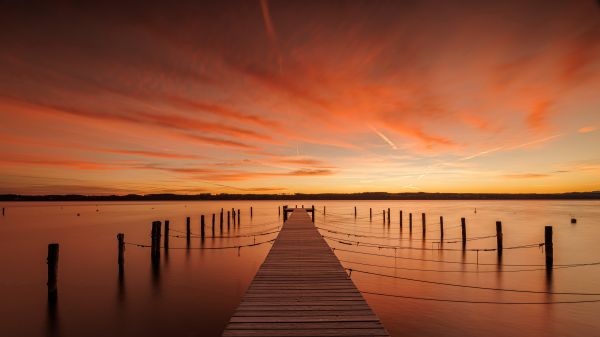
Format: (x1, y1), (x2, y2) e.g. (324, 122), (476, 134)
(222, 208), (389, 337)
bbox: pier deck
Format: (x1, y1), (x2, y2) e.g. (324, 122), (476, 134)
(222, 208), (389, 336)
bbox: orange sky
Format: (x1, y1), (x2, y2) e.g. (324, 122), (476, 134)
(0, 0), (599, 195)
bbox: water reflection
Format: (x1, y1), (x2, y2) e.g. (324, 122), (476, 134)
(46, 295), (59, 337)
(118, 266), (126, 303)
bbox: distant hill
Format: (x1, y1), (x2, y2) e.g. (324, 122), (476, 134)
(1, 191), (599, 201)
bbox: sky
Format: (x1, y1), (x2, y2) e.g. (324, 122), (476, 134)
(0, 0), (599, 195)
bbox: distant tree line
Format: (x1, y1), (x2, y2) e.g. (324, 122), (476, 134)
(1, 191), (599, 201)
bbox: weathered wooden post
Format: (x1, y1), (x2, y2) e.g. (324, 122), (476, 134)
(186, 217), (191, 245)
(382, 210), (385, 224)
(461, 218), (466, 249)
(151, 221), (161, 259)
(227, 211), (231, 229)
(232, 208), (236, 226)
(117, 233), (125, 270)
(200, 215), (204, 239)
(387, 208), (391, 225)
(400, 210), (403, 231)
(421, 213), (426, 238)
(409, 213), (413, 233)
(323, 206), (326, 215)
(278, 206), (281, 216)
(440, 216), (444, 240)
(164, 220), (170, 248)
(47, 243), (59, 300)
(354, 206), (357, 218)
(250, 207), (253, 218)
(212, 213), (216, 237)
(2, 207), (4, 216)
(545, 226), (553, 271)
(311, 205), (315, 223)
(283, 206), (288, 221)
(369, 208), (372, 221)
(237, 209), (240, 225)
(496, 221), (503, 257)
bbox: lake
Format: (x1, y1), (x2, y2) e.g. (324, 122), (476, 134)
(0, 200), (598, 337)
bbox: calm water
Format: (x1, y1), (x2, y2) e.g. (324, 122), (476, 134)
(0, 200), (598, 337)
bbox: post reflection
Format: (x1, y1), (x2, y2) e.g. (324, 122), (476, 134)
(46, 294), (59, 337)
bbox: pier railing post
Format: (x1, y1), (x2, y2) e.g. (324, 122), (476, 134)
(496, 221), (503, 258)
(164, 220), (169, 249)
(387, 208), (390, 225)
(47, 243), (59, 301)
(421, 213), (426, 238)
(186, 217), (191, 245)
(117, 233), (125, 273)
(461, 217), (466, 249)
(400, 210), (403, 232)
(545, 226), (553, 271)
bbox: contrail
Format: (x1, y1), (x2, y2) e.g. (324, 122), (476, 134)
(369, 125), (398, 150)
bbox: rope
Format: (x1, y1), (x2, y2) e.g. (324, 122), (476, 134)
(338, 259), (554, 273)
(124, 238), (275, 250)
(361, 290), (600, 304)
(331, 247), (600, 268)
(169, 226), (281, 239)
(323, 234), (542, 252)
(347, 268), (600, 295)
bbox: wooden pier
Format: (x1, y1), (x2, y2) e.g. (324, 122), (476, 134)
(222, 208), (389, 337)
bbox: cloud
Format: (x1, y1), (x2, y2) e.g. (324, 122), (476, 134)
(578, 126), (597, 133)
(503, 173), (550, 179)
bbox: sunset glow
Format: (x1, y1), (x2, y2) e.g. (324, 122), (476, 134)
(1, 1), (599, 194)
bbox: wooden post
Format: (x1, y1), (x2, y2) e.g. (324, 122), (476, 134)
(212, 214), (215, 237)
(164, 220), (169, 248)
(200, 215), (206, 240)
(117, 233), (125, 268)
(250, 207), (253, 218)
(237, 209), (240, 225)
(151, 221), (161, 259)
(461, 218), (466, 249)
(409, 213), (413, 233)
(47, 243), (59, 300)
(387, 208), (390, 225)
(2, 207), (4, 216)
(283, 206), (288, 221)
(439, 216), (444, 240)
(421, 213), (426, 238)
(382, 210), (385, 223)
(186, 217), (191, 245)
(369, 208), (372, 221)
(496, 221), (503, 257)
(400, 210), (403, 231)
(545, 226), (553, 271)
(227, 211), (231, 229)
(323, 206), (326, 215)
(278, 206), (281, 216)
(354, 206), (357, 218)
(312, 205), (315, 223)
(232, 208), (236, 226)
